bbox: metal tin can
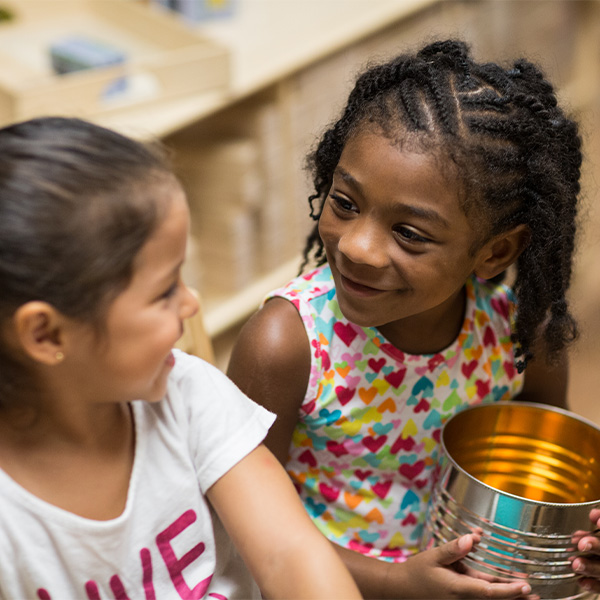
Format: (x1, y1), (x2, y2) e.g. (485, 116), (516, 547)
(423, 402), (600, 599)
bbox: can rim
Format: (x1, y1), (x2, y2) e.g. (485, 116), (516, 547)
(439, 401), (600, 508)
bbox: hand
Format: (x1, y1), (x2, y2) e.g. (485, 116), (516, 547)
(400, 533), (538, 599)
(570, 507), (600, 594)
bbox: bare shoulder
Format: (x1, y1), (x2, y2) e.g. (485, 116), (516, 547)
(227, 297), (312, 463)
(227, 297), (311, 382)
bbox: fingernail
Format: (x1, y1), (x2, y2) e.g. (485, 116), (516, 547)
(573, 558), (585, 572)
(521, 584), (532, 594)
(458, 535), (470, 552)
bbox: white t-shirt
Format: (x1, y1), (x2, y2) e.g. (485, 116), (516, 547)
(0, 350), (275, 600)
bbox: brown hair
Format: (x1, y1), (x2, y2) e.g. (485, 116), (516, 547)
(0, 116), (176, 402)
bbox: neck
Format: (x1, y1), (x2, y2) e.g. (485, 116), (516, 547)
(0, 360), (133, 446)
(0, 398), (131, 450)
(0, 399), (135, 521)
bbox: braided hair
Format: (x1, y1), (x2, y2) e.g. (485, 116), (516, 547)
(303, 39), (582, 372)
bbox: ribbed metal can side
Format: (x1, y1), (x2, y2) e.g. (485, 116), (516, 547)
(423, 458), (600, 599)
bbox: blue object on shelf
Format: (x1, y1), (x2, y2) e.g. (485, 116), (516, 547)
(155, 0), (237, 23)
(49, 36), (127, 75)
(49, 36), (128, 98)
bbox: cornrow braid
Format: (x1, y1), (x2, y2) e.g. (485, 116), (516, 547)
(302, 39), (581, 371)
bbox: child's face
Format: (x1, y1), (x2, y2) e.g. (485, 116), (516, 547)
(69, 183), (198, 405)
(318, 130), (488, 348)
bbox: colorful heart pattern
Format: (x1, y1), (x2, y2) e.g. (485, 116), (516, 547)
(266, 265), (524, 562)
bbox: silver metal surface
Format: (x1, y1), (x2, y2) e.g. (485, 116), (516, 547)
(424, 402), (600, 599)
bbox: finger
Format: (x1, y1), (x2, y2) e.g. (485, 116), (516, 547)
(572, 555), (600, 579)
(576, 534), (600, 555)
(460, 564), (540, 598)
(463, 580), (532, 599)
(579, 577), (600, 594)
(434, 534), (479, 566)
(461, 564), (517, 584)
(589, 507), (600, 526)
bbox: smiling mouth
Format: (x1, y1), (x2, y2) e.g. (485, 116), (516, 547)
(165, 351), (176, 367)
(340, 274), (387, 297)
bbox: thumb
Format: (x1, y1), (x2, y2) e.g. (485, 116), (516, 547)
(434, 534), (478, 567)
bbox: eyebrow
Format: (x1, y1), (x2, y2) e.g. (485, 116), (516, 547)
(170, 260), (185, 277)
(333, 165), (451, 229)
(336, 166), (361, 188)
(156, 259), (184, 285)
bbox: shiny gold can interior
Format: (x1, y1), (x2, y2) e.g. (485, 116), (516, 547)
(443, 403), (600, 503)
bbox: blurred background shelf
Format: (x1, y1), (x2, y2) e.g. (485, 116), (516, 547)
(2, 0), (599, 420)
(94, 0), (437, 139)
(0, 0), (230, 127)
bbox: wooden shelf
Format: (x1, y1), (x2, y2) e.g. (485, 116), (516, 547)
(0, 0), (230, 128)
(62, 0), (600, 352)
(203, 255), (301, 337)
(95, 0), (438, 139)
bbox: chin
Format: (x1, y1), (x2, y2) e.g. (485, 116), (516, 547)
(141, 374), (171, 404)
(143, 388), (168, 404)
(340, 300), (408, 331)
(338, 302), (380, 328)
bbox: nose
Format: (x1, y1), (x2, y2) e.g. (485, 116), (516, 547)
(337, 218), (389, 269)
(180, 284), (200, 320)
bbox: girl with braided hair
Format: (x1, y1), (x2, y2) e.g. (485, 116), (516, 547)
(228, 39), (589, 597)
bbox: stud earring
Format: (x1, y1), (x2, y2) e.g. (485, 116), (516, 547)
(55, 351), (64, 362)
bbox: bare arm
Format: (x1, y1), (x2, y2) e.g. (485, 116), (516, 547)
(206, 444), (361, 599)
(517, 344), (569, 409)
(228, 299), (413, 595)
(210, 452), (533, 600)
(328, 540), (534, 599)
(227, 297), (311, 464)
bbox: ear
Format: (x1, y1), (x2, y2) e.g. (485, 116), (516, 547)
(474, 224), (530, 280)
(13, 301), (66, 366)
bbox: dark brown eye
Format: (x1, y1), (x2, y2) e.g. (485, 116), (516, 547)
(330, 194), (356, 212)
(394, 226), (429, 243)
